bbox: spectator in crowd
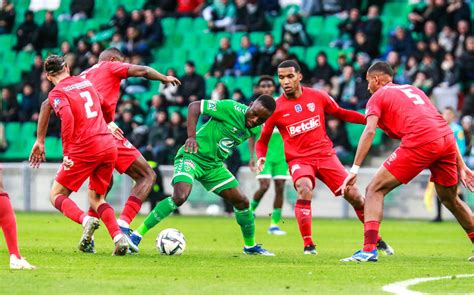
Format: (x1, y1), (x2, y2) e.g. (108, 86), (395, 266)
(13, 10), (38, 51)
(269, 46), (289, 75)
(403, 56), (421, 84)
(255, 33), (276, 75)
(311, 51), (335, 86)
(75, 39), (90, 71)
(202, 0), (236, 32)
(19, 83), (39, 122)
(234, 35), (258, 76)
(60, 40), (72, 55)
(353, 30), (378, 59)
(461, 115), (472, 159)
(388, 27), (414, 60)
(177, 0), (205, 17)
(140, 10), (164, 48)
(0, 88), (19, 122)
(144, 0), (177, 17)
(90, 42), (104, 57)
(208, 37), (236, 77)
(422, 20), (438, 42)
(385, 51), (403, 82)
(117, 108), (136, 141)
(333, 64), (358, 110)
(35, 11), (58, 50)
(458, 36), (474, 84)
(109, 32), (126, 52)
(429, 39), (445, 63)
(432, 53), (460, 111)
(129, 10), (143, 28)
(438, 25), (457, 53)
(408, 0), (447, 33)
(353, 52), (370, 79)
(461, 84), (474, 119)
(211, 82), (229, 100)
(140, 110), (169, 162)
(159, 68), (180, 104)
(145, 94), (167, 126)
(335, 7), (363, 48)
(281, 9), (311, 47)
(258, 0), (279, 16)
(232, 89), (248, 104)
(418, 53), (441, 84)
(165, 111), (187, 162)
(446, 0), (471, 29)
(110, 6), (130, 35)
(234, 0), (268, 32)
(59, 0), (95, 21)
(412, 70), (434, 96)
(26, 55), (43, 94)
(326, 116), (352, 162)
(454, 19), (470, 58)
(362, 5), (382, 50)
(178, 61), (205, 104)
(413, 40), (429, 61)
(0, 0), (15, 35)
(124, 26), (150, 57)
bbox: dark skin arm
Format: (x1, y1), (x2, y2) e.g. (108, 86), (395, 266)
(184, 101), (201, 154)
(127, 65), (181, 86)
(248, 136), (256, 171)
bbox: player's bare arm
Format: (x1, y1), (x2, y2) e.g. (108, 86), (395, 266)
(330, 107), (367, 124)
(29, 100), (53, 168)
(127, 65), (181, 86)
(337, 115), (379, 194)
(184, 101), (200, 154)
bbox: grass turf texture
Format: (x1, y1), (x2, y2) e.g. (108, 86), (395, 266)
(0, 213), (473, 294)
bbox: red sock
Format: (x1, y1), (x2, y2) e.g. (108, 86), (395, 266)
(354, 207), (382, 242)
(295, 199), (314, 247)
(119, 196), (142, 224)
(97, 203), (121, 239)
(88, 207), (99, 219)
(363, 220), (380, 252)
(0, 193), (20, 258)
(468, 232), (474, 243)
(54, 195), (85, 225)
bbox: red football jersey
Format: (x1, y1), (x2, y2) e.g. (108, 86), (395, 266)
(256, 87), (350, 162)
(48, 76), (115, 156)
(366, 82), (452, 148)
(80, 61), (131, 122)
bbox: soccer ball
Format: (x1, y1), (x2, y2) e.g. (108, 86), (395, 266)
(156, 228), (186, 255)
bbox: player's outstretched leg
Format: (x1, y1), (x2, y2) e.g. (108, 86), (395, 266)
(251, 179), (270, 211)
(50, 181), (85, 225)
(219, 187), (275, 256)
(118, 155), (156, 233)
(130, 182), (190, 248)
(294, 178), (316, 255)
(268, 179), (286, 235)
(434, 183), (474, 261)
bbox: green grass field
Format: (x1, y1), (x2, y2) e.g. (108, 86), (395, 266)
(0, 213), (473, 294)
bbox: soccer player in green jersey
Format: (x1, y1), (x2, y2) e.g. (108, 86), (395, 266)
(249, 76), (288, 235)
(130, 95), (277, 255)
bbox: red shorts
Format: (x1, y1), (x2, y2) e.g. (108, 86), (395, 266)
(114, 137), (141, 174)
(384, 134), (458, 186)
(288, 153), (348, 196)
(55, 147), (118, 195)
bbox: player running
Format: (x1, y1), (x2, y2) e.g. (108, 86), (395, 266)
(43, 55), (132, 255)
(339, 62), (474, 262)
(129, 96), (277, 255)
(30, 48), (180, 253)
(0, 165), (35, 269)
(248, 76), (289, 235)
(256, 60), (393, 255)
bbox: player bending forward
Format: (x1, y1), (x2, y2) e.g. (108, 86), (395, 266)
(256, 60), (393, 255)
(340, 62), (474, 262)
(43, 55), (133, 255)
(129, 96), (277, 255)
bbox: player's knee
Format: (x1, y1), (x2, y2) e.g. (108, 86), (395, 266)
(172, 192), (188, 207)
(233, 195), (249, 210)
(260, 180), (270, 192)
(296, 183), (312, 199)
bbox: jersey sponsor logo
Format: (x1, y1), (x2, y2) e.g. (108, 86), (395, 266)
(123, 140), (133, 149)
(207, 101), (217, 111)
(291, 164), (301, 174)
(218, 138), (236, 153)
(294, 104), (302, 113)
(53, 97), (61, 110)
(307, 103), (315, 112)
(62, 80), (93, 91)
(286, 116), (321, 137)
(234, 105), (246, 114)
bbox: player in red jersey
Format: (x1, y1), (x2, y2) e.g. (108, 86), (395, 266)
(0, 166), (35, 269)
(256, 60), (393, 255)
(30, 48), (180, 253)
(42, 55), (135, 256)
(339, 62), (474, 262)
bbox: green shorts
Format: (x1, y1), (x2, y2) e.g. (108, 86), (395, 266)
(172, 154), (239, 194)
(258, 159), (290, 180)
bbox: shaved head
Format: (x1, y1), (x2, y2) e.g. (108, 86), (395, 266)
(99, 47), (125, 62)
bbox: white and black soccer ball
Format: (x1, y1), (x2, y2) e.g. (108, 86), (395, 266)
(156, 228), (186, 255)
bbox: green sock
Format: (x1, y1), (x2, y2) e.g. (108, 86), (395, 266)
(234, 208), (256, 247)
(270, 208), (282, 227)
(136, 197), (177, 236)
(250, 199), (260, 212)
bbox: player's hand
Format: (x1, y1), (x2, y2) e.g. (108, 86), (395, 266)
(256, 157), (266, 174)
(336, 173), (358, 195)
(249, 158), (256, 172)
(62, 156), (74, 171)
(29, 141), (46, 168)
(107, 122), (124, 140)
(459, 165), (474, 192)
(165, 76), (181, 87)
(184, 137), (198, 154)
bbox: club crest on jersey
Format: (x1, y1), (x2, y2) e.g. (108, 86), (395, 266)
(291, 164), (301, 174)
(53, 97), (61, 110)
(294, 104), (302, 113)
(207, 101), (217, 112)
(307, 103), (315, 112)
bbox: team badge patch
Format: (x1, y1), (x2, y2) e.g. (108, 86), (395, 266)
(307, 103), (315, 112)
(207, 101), (217, 112)
(291, 164), (301, 174)
(295, 104), (302, 113)
(53, 97), (61, 110)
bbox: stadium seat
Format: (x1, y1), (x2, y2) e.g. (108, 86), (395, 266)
(193, 17), (208, 32)
(288, 46), (306, 61)
(231, 32), (246, 50)
(161, 18), (176, 36)
(234, 76), (253, 98)
(249, 32), (266, 47)
(205, 77), (218, 96)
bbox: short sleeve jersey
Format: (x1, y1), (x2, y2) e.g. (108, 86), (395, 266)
(366, 83), (452, 148)
(177, 100), (260, 167)
(48, 76), (115, 156)
(80, 61), (131, 121)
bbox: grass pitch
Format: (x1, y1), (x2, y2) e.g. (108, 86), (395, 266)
(0, 213), (473, 294)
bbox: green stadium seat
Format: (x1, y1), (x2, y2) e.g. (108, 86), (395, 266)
(205, 77), (218, 96)
(345, 110), (383, 149)
(161, 18), (176, 35)
(234, 76), (253, 98)
(193, 17), (208, 32)
(231, 32), (246, 50)
(16, 50), (35, 72)
(288, 46), (305, 61)
(306, 16), (324, 41)
(220, 76), (236, 94)
(176, 17), (193, 32)
(249, 32), (266, 47)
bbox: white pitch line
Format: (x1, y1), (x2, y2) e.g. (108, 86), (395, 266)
(382, 274), (474, 295)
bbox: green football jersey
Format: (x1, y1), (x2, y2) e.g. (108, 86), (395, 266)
(176, 99), (261, 168)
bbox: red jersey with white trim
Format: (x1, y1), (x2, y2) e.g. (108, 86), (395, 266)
(48, 76), (115, 156)
(256, 87), (364, 162)
(80, 61), (131, 122)
(366, 82), (452, 148)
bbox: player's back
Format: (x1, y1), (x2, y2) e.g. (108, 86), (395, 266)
(80, 61), (130, 121)
(367, 83), (452, 148)
(50, 76), (115, 155)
